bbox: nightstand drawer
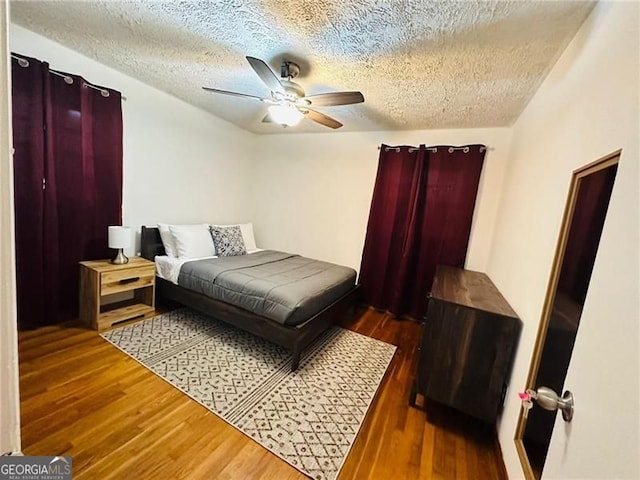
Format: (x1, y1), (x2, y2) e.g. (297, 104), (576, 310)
(101, 265), (155, 288)
(102, 273), (155, 296)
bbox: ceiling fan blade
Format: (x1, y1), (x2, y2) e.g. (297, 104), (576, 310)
(304, 91), (364, 107)
(305, 109), (343, 129)
(246, 56), (285, 93)
(202, 87), (268, 102)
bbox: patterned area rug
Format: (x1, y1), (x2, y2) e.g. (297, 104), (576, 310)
(101, 309), (396, 480)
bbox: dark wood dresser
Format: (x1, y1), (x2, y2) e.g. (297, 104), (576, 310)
(410, 265), (521, 423)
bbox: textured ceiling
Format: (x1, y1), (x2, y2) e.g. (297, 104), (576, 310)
(10, 0), (595, 134)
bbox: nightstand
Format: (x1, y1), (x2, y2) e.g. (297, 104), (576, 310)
(79, 257), (155, 331)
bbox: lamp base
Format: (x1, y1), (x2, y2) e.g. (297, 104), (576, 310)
(111, 249), (129, 265)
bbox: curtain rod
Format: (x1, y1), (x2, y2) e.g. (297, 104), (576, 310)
(11, 53), (127, 101)
(378, 145), (489, 153)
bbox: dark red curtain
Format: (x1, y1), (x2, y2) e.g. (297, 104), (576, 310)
(11, 56), (47, 330)
(359, 144), (486, 319)
(12, 54), (123, 328)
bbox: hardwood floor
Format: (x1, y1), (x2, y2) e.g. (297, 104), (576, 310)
(18, 307), (507, 480)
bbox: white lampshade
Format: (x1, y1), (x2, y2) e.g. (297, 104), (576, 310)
(108, 226), (131, 249)
(268, 104), (304, 126)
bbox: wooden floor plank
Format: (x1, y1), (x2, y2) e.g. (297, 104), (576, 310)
(419, 420), (436, 480)
(19, 307), (506, 479)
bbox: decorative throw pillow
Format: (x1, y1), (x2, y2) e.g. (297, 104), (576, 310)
(210, 225), (247, 257)
(211, 223), (257, 251)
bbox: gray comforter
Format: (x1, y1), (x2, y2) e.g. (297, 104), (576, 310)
(177, 250), (357, 326)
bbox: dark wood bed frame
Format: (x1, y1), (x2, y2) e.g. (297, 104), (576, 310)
(140, 226), (361, 371)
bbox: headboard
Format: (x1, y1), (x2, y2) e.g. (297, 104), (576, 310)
(140, 226), (166, 260)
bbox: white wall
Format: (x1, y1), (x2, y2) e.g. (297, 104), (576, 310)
(0, 0), (21, 455)
(250, 128), (513, 272)
(10, 24), (256, 254)
(487, 2), (639, 478)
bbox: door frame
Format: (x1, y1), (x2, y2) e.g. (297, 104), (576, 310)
(514, 150), (621, 479)
(0, 0), (22, 456)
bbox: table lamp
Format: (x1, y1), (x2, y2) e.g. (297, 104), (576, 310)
(108, 226), (131, 264)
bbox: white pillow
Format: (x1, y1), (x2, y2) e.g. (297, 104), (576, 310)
(157, 223), (178, 257)
(169, 224), (216, 259)
(211, 223), (257, 251)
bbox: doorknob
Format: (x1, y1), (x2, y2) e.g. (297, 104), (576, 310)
(530, 386), (574, 422)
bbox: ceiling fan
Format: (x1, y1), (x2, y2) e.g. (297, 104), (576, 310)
(202, 56), (364, 129)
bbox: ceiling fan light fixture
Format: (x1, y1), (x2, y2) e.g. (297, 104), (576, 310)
(268, 104), (304, 126)
(202, 56), (364, 129)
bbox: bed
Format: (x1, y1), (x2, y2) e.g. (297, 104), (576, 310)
(140, 226), (361, 370)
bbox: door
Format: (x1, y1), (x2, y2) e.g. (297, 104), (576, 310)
(515, 151), (640, 479)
